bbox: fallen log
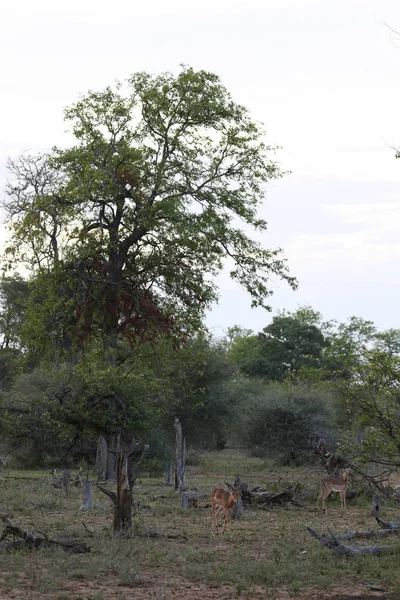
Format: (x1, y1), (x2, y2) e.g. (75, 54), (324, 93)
(307, 526), (400, 556)
(334, 528), (400, 541)
(375, 517), (399, 530)
(0, 516), (90, 553)
(230, 475), (296, 507)
(249, 489), (294, 504)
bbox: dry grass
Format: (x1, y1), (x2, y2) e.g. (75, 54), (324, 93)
(0, 450), (398, 599)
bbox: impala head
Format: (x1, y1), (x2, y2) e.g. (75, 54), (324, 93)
(341, 467), (351, 481)
(231, 487), (240, 503)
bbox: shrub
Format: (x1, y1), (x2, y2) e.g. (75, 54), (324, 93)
(239, 382), (336, 462)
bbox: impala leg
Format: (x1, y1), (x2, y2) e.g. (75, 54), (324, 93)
(215, 505), (223, 534)
(316, 488), (323, 509)
(212, 502), (218, 534)
(221, 509), (228, 535)
(322, 491), (329, 512)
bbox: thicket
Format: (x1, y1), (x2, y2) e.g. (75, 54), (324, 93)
(1, 290), (400, 472)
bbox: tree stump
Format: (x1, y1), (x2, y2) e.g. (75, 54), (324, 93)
(97, 440), (149, 534)
(181, 491), (201, 509)
(95, 435), (109, 481)
(174, 417), (186, 492)
(165, 461), (172, 485)
(61, 469), (70, 497)
(80, 480), (93, 510)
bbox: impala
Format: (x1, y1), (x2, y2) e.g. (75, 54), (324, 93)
(211, 487), (240, 535)
(317, 468), (350, 512)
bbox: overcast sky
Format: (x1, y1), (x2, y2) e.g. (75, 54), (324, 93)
(1, 0), (400, 335)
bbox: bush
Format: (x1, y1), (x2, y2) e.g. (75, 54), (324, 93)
(238, 382), (336, 462)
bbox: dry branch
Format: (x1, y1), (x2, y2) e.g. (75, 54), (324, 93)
(334, 528), (400, 541)
(0, 516), (90, 553)
(375, 517), (400, 530)
(97, 484), (117, 505)
(307, 526), (400, 556)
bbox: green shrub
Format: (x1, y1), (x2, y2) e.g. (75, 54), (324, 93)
(238, 382), (335, 461)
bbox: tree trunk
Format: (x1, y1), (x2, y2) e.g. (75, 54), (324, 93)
(61, 469), (70, 497)
(174, 417), (185, 492)
(113, 451), (132, 533)
(104, 433), (120, 480)
(97, 441), (149, 534)
(80, 480), (93, 510)
(165, 461), (172, 485)
(95, 436), (108, 480)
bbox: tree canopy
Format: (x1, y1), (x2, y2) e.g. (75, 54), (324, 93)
(3, 66), (296, 359)
(228, 307), (327, 381)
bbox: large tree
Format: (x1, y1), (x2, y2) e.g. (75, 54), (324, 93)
(4, 67), (295, 353)
(228, 307), (326, 382)
(2, 66), (296, 472)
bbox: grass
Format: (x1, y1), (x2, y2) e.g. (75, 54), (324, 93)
(0, 450), (398, 599)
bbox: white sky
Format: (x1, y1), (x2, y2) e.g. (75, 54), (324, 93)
(1, 0), (400, 335)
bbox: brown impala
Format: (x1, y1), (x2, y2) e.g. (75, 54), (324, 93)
(316, 468), (351, 512)
(211, 487), (240, 535)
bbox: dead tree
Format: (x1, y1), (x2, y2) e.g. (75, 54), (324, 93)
(98, 441), (149, 534)
(61, 469), (70, 497)
(80, 480), (93, 510)
(174, 417), (186, 492)
(165, 461), (172, 485)
(95, 435), (109, 481)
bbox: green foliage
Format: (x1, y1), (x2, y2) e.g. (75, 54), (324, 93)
(340, 349), (400, 471)
(0, 348), (168, 464)
(0, 275), (29, 351)
(4, 66), (296, 356)
(0, 67), (299, 459)
(157, 334), (238, 449)
(228, 307), (327, 382)
(237, 382), (335, 460)
(321, 316), (378, 380)
(0, 348), (19, 393)
(0, 333), (241, 462)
